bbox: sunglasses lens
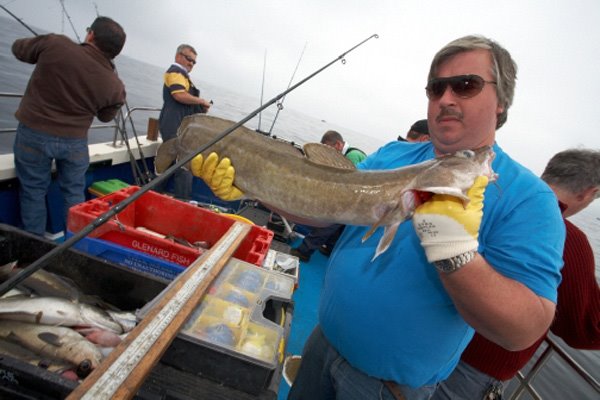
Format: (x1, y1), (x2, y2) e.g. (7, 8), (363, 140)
(452, 76), (484, 98)
(427, 80), (448, 99)
(426, 75), (486, 99)
(180, 54), (196, 65)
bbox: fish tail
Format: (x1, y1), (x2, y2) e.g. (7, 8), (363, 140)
(155, 138), (178, 174)
(371, 223), (401, 261)
(0, 261), (18, 280)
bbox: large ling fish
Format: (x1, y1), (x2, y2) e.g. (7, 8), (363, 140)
(156, 115), (496, 258)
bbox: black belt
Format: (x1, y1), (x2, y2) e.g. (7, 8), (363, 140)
(383, 381), (407, 400)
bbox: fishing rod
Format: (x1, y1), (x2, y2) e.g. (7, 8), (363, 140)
(113, 107), (147, 186)
(0, 33), (379, 297)
(267, 41), (308, 136)
(122, 102), (153, 184)
(256, 49), (267, 134)
(59, 0), (80, 42)
(0, 4), (37, 35)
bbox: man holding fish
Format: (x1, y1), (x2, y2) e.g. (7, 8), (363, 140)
(190, 35), (565, 399)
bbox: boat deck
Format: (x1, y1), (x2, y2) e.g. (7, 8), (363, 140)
(277, 240), (327, 399)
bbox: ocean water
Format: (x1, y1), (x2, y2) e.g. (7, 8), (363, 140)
(0, 16), (385, 155)
(1, 16), (598, 399)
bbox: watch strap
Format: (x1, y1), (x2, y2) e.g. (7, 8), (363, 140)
(433, 250), (477, 273)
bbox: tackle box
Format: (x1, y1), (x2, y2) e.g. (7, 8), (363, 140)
(0, 224), (293, 399)
(261, 249), (300, 288)
(67, 186), (274, 268)
(138, 257), (295, 395)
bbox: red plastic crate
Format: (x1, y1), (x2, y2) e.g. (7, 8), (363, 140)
(67, 186), (274, 267)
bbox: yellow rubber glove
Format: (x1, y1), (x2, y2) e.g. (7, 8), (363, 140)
(413, 176), (489, 262)
(190, 152), (244, 201)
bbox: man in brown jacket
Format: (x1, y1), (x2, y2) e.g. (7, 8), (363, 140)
(12, 16), (126, 236)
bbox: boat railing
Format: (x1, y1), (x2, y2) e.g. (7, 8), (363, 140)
(0, 92), (161, 143)
(110, 105), (162, 147)
(508, 336), (600, 399)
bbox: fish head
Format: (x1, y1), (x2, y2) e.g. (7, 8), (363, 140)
(406, 146), (496, 208)
(366, 147), (496, 260)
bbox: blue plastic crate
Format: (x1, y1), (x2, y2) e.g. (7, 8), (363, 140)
(66, 231), (185, 280)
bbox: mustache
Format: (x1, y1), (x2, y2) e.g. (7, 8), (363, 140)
(436, 107), (463, 122)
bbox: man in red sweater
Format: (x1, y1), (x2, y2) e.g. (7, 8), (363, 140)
(432, 148), (600, 399)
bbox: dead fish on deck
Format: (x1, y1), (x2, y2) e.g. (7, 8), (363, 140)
(0, 320), (103, 374)
(74, 326), (124, 347)
(156, 114), (496, 259)
(0, 296), (128, 334)
(0, 336), (73, 374)
(0, 261), (123, 310)
(0, 261), (82, 301)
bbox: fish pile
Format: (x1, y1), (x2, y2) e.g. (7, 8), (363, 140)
(0, 261), (137, 381)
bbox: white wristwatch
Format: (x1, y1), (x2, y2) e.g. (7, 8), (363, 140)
(433, 250), (477, 274)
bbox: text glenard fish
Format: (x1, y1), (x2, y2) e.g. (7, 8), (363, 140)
(156, 115), (496, 259)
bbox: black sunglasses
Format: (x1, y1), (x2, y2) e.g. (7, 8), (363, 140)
(425, 74), (496, 100)
(180, 53), (196, 65)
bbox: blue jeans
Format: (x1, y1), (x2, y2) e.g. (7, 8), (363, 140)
(431, 360), (504, 400)
(13, 123), (89, 236)
(288, 326), (437, 400)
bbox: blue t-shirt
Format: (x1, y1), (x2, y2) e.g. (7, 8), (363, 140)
(318, 141), (565, 388)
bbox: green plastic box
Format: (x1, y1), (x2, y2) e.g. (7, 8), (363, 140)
(88, 179), (130, 197)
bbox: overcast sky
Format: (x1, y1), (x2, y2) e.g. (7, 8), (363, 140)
(3, 0), (600, 175)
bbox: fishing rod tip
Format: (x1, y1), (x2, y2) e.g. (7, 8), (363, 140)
(374, 34), (380, 39)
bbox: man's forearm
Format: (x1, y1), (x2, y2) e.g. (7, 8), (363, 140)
(172, 91), (210, 108)
(97, 102), (123, 122)
(440, 254), (556, 351)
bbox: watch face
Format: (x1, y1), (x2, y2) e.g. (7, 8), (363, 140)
(435, 259), (456, 273)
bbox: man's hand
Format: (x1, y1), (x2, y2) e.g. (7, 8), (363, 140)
(190, 152), (244, 201)
(413, 176), (489, 262)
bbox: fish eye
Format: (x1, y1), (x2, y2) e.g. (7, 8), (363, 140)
(457, 150), (475, 158)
